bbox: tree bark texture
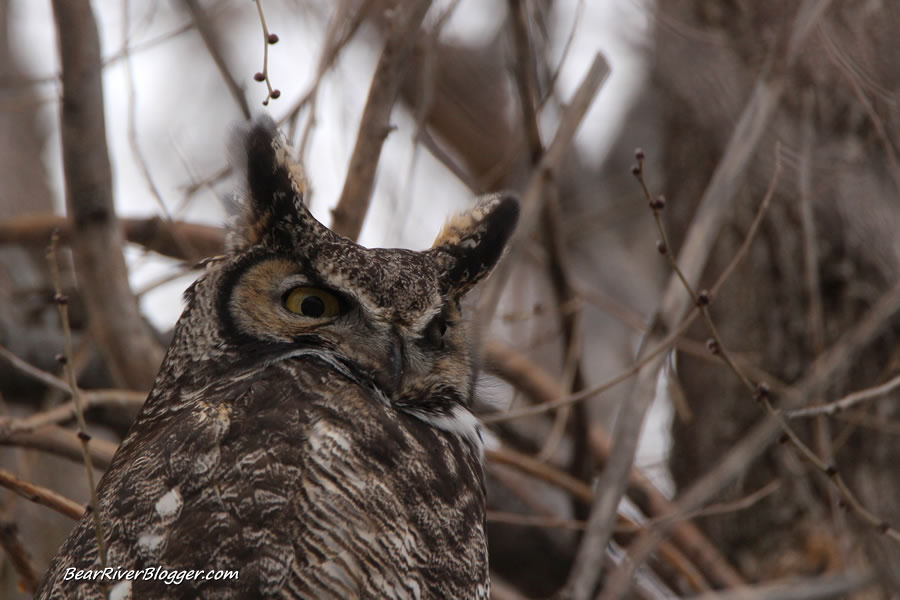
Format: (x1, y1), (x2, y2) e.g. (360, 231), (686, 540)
(654, 0), (900, 583)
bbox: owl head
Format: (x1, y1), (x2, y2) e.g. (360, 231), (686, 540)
(170, 116), (517, 436)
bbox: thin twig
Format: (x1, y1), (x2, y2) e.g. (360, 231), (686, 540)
(505, 0), (590, 469)
(286, 0), (367, 149)
(253, 0), (281, 106)
(710, 147), (782, 297)
(787, 371), (900, 418)
(0, 468), (84, 521)
(185, 0), (252, 118)
(539, 0), (584, 109)
(579, 146), (780, 598)
(0, 389), (146, 435)
(564, 5), (832, 592)
(482, 313), (691, 423)
(477, 52), (609, 324)
(487, 510), (585, 531)
(123, 2), (204, 266)
(391, 0), (461, 241)
(487, 447), (712, 594)
(0, 345), (70, 395)
(48, 233), (108, 566)
(2, 425), (117, 470)
(642, 480), (780, 528)
(485, 343), (745, 589)
(797, 89), (845, 545)
(602, 151), (900, 600)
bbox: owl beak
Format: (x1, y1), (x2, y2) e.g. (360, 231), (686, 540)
(389, 331), (405, 392)
(371, 329), (405, 398)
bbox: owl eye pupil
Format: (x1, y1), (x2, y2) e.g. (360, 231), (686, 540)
(301, 296), (325, 317)
(284, 286), (342, 318)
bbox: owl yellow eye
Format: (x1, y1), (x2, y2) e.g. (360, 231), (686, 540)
(284, 287), (342, 318)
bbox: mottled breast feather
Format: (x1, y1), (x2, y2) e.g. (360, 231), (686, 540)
(35, 115), (517, 599)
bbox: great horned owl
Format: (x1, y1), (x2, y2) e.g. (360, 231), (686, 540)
(36, 116), (518, 599)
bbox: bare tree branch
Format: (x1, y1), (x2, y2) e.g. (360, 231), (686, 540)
(0, 521), (40, 594)
(563, 6), (831, 596)
(185, 0), (251, 119)
(484, 341), (745, 590)
(477, 52), (609, 323)
(330, 1), (433, 241)
(0, 468), (84, 521)
(0, 214), (225, 262)
(1, 425), (117, 470)
(684, 571), (874, 600)
(51, 0), (164, 389)
(787, 371), (900, 418)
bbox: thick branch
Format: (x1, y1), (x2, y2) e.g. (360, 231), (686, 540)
(565, 6), (830, 597)
(330, 1), (432, 241)
(0, 214), (226, 261)
(52, 0), (164, 389)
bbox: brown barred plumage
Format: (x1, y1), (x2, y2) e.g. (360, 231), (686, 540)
(36, 116), (518, 599)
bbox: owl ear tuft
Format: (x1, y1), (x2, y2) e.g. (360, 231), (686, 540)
(429, 194), (519, 297)
(226, 115), (321, 254)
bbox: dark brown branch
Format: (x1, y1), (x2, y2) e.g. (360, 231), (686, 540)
(51, 0), (164, 389)
(0, 521), (40, 594)
(508, 0), (542, 162)
(0, 214), (225, 261)
(330, 1), (432, 241)
(477, 52), (608, 322)
(505, 0), (590, 478)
